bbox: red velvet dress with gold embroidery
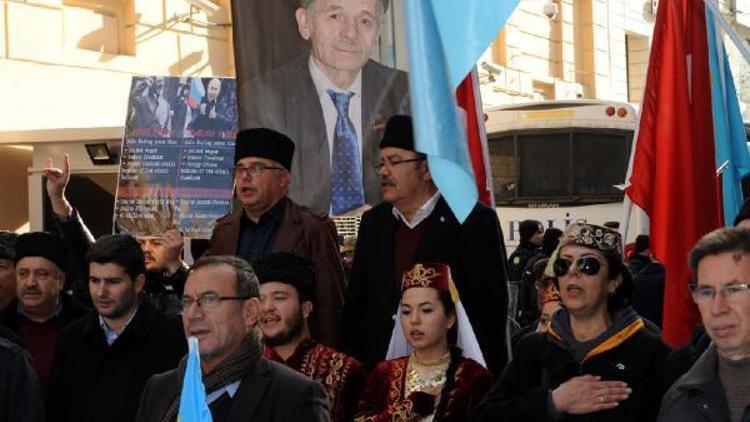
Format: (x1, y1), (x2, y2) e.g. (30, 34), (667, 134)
(264, 338), (367, 422)
(354, 356), (493, 422)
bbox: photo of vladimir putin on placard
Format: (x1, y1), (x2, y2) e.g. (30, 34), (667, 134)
(240, 0), (409, 216)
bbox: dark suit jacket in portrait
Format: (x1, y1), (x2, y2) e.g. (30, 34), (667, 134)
(239, 55), (409, 215)
(341, 198), (510, 376)
(134, 357), (330, 422)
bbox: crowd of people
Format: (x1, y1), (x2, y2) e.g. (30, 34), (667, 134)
(5, 0), (749, 419)
(1, 111), (750, 421)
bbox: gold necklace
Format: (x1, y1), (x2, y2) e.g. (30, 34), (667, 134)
(412, 352), (450, 366)
(406, 353), (449, 394)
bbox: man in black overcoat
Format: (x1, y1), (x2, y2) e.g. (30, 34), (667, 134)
(340, 115), (510, 376)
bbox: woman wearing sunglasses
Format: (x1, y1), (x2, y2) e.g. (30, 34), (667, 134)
(474, 222), (670, 422)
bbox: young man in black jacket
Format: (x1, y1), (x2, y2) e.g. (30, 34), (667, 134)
(47, 234), (186, 422)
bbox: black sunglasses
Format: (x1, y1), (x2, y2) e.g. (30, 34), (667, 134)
(553, 257), (602, 277)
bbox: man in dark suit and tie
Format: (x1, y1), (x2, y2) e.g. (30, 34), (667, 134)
(135, 255), (329, 422)
(240, 0), (408, 215)
(341, 115), (510, 377)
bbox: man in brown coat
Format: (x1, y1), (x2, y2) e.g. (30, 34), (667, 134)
(208, 128), (345, 347)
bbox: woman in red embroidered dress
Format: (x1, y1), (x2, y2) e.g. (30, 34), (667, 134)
(353, 262), (493, 422)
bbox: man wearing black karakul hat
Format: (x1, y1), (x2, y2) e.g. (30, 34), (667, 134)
(207, 128), (345, 347)
(341, 115), (510, 376)
(0, 231), (88, 394)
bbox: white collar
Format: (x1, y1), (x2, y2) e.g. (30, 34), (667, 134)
(392, 192), (442, 229)
(308, 55), (363, 99)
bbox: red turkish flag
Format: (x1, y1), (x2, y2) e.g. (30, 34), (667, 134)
(625, 0), (722, 346)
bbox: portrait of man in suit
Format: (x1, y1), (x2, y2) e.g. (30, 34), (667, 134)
(239, 0), (409, 216)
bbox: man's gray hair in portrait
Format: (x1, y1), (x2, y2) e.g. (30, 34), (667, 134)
(299, 0), (389, 14)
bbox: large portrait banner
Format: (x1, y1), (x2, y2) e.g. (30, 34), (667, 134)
(114, 76), (238, 238)
(232, 0), (410, 216)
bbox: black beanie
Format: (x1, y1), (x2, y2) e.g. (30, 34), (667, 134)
(0, 231), (17, 261)
(542, 228), (563, 255)
(380, 115), (415, 151)
(234, 128), (295, 170)
(253, 252), (315, 302)
(634, 234), (650, 254)
(14, 232), (68, 272)
(519, 220), (542, 242)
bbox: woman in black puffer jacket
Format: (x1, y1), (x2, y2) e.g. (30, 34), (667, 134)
(474, 222), (671, 422)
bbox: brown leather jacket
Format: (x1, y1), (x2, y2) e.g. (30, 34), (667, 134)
(207, 197), (345, 347)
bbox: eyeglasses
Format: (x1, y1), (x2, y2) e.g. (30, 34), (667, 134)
(181, 292), (251, 311)
(373, 157), (424, 170)
(233, 164), (285, 178)
(553, 257), (602, 277)
(690, 283), (750, 304)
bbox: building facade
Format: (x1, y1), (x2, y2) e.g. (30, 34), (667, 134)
(478, 0), (750, 112)
(0, 0), (233, 233)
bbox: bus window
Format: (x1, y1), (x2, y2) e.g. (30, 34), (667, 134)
(518, 132), (570, 198)
(572, 131), (631, 197)
(489, 136), (516, 201)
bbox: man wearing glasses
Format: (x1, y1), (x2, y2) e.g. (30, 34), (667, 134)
(207, 128), (345, 348)
(135, 255), (328, 422)
(658, 227), (750, 421)
(341, 115), (510, 376)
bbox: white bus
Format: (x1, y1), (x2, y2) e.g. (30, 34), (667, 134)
(485, 100), (638, 252)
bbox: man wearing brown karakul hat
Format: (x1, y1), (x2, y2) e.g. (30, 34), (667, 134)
(207, 128), (345, 348)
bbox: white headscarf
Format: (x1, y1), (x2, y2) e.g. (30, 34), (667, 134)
(385, 266), (487, 367)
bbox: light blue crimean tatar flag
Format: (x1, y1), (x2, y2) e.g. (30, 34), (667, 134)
(404, 0), (520, 222)
(705, 5), (750, 226)
(178, 337), (212, 422)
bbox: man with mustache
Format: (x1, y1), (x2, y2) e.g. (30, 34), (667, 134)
(207, 128), (345, 347)
(256, 252), (367, 422)
(135, 255), (328, 422)
(658, 228), (750, 421)
(341, 115), (510, 376)
(241, 0), (408, 215)
(44, 154), (188, 316)
(0, 232), (89, 394)
(47, 234), (185, 422)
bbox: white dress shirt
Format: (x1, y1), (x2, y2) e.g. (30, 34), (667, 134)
(392, 192), (442, 229)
